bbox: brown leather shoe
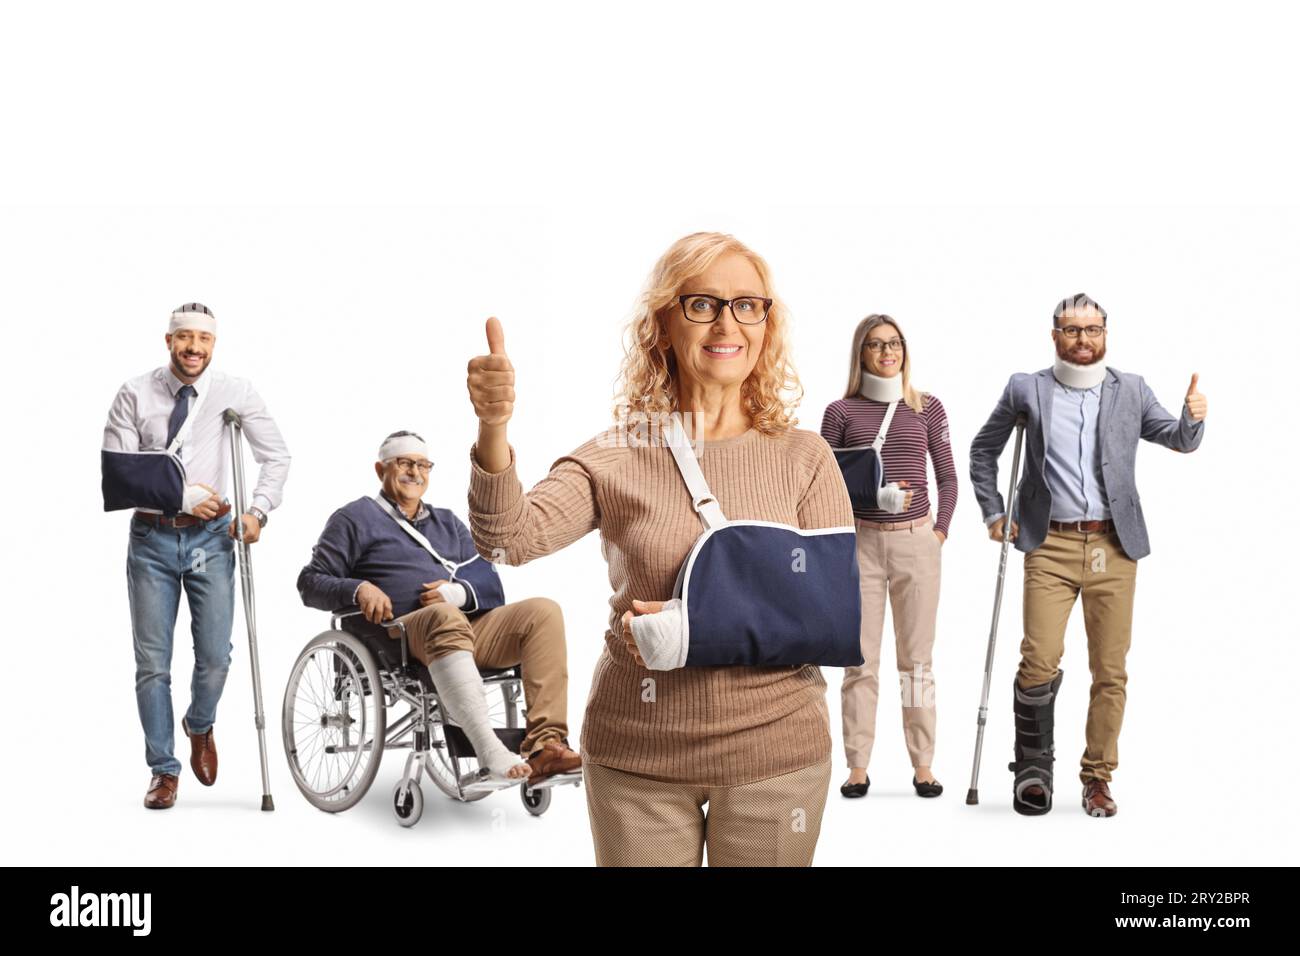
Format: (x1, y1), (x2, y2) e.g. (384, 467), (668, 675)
(144, 773), (179, 809)
(1082, 779), (1117, 817)
(183, 717), (218, 786)
(526, 738), (582, 784)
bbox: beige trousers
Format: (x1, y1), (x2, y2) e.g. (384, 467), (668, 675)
(582, 756), (833, 866)
(1019, 528), (1138, 784)
(841, 513), (942, 769)
(396, 597), (569, 758)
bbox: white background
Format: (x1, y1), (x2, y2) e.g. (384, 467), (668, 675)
(2, 1), (1296, 866)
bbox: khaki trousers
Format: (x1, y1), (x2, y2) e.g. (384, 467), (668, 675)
(841, 514), (942, 769)
(1018, 528), (1138, 784)
(396, 597), (569, 758)
(582, 756), (833, 867)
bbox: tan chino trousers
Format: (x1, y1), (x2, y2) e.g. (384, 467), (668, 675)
(1018, 528), (1138, 784)
(396, 597), (570, 758)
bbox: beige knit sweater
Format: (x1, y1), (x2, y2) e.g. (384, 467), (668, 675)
(467, 422), (854, 786)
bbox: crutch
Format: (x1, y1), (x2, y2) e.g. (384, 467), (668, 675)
(224, 408), (275, 811)
(966, 413), (1027, 806)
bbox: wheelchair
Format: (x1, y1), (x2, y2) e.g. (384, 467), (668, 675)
(282, 608), (581, 827)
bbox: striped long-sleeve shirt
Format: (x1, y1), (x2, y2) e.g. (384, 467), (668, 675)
(819, 394), (958, 536)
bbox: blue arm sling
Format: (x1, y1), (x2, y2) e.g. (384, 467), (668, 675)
(101, 384), (208, 513)
(663, 413), (863, 667)
(831, 399), (899, 517)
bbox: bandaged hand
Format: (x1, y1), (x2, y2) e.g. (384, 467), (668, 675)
(419, 580), (468, 608)
(625, 597), (686, 671)
(876, 479), (913, 514)
(436, 581), (468, 607)
(182, 483), (222, 518)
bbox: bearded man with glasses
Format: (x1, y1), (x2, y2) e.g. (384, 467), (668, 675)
(969, 293), (1207, 818)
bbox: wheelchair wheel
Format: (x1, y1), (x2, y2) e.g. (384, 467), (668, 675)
(424, 678), (518, 802)
(520, 783), (551, 817)
(392, 780), (424, 827)
(283, 631), (387, 813)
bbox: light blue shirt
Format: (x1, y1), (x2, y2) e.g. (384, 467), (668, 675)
(1045, 379), (1110, 522)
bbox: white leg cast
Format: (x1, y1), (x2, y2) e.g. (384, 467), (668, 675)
(427, 651), (529, 778)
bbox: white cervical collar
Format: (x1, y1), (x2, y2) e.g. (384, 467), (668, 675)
(1052, 356), (1108, 390)
(858, 370), (904, 402)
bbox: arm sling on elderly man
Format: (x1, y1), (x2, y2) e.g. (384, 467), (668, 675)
(630, 411), (863, 670)
(370, 494), (505, 613)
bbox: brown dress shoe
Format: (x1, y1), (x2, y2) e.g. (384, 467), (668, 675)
(1082, 779), (1117, 817)
(183, 717), (218, 786)
(526, 738), (582, 784)
(144, 773), (179, 809)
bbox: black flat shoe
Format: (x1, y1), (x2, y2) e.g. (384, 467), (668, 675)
(913, 775), (943, 797)
(840, 775), (870, 798)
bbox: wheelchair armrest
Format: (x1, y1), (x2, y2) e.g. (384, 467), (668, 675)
(330, 606), (405, 638)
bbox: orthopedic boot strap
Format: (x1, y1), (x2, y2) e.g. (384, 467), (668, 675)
(1008, 669), (1064, 809)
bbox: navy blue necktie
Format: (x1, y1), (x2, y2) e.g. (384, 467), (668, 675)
(165, 385), (197, 448)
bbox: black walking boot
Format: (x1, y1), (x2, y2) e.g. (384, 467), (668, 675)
(1008, 670), (1063, 815)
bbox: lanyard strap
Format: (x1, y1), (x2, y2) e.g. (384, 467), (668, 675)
(872, 400), (899, 453)
(662, 412), (728, 531)
(166, 382), (209, 457)
(371, 495), (463, 576)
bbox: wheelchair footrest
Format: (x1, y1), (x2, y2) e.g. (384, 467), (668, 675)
(458, 769), (527, 795)
(525, 770), (584, 791)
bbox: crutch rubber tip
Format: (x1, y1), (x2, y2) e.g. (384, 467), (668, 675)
(965, 788), (979, 805)
(261, 795), (275, 812)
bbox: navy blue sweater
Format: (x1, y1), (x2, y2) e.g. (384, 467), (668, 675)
(296, 494), (505, 618)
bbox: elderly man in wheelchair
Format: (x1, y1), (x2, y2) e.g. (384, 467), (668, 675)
(287, 430), (581, 825)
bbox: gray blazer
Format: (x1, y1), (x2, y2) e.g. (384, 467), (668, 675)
(969, 366), (1204, 560)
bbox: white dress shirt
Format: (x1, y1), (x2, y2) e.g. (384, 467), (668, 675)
(103, 365), (291, 515)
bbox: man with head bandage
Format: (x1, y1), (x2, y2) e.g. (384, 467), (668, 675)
(101, 302), (292, 810)
(297, 430), (581, 784)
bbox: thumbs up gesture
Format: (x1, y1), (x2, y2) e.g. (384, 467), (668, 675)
(1184, 373), (1207, 422)
(467, 316), (516, 427)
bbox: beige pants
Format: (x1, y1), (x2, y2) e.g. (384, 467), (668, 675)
(841, 513), (942, 769)
(1019, 528), (1138, 784)
(582, 756), (832, 867)
(396, 597), (569, 758)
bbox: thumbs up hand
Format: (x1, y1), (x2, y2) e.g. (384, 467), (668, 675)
(467, 316), (516, 427)
(1184, 373), (1207, 422)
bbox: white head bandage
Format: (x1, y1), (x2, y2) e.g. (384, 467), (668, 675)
(169, 306), (217, 336)
(378, 433), (430, 462)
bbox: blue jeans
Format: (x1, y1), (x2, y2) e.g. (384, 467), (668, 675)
(126, 513), (236, 775)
